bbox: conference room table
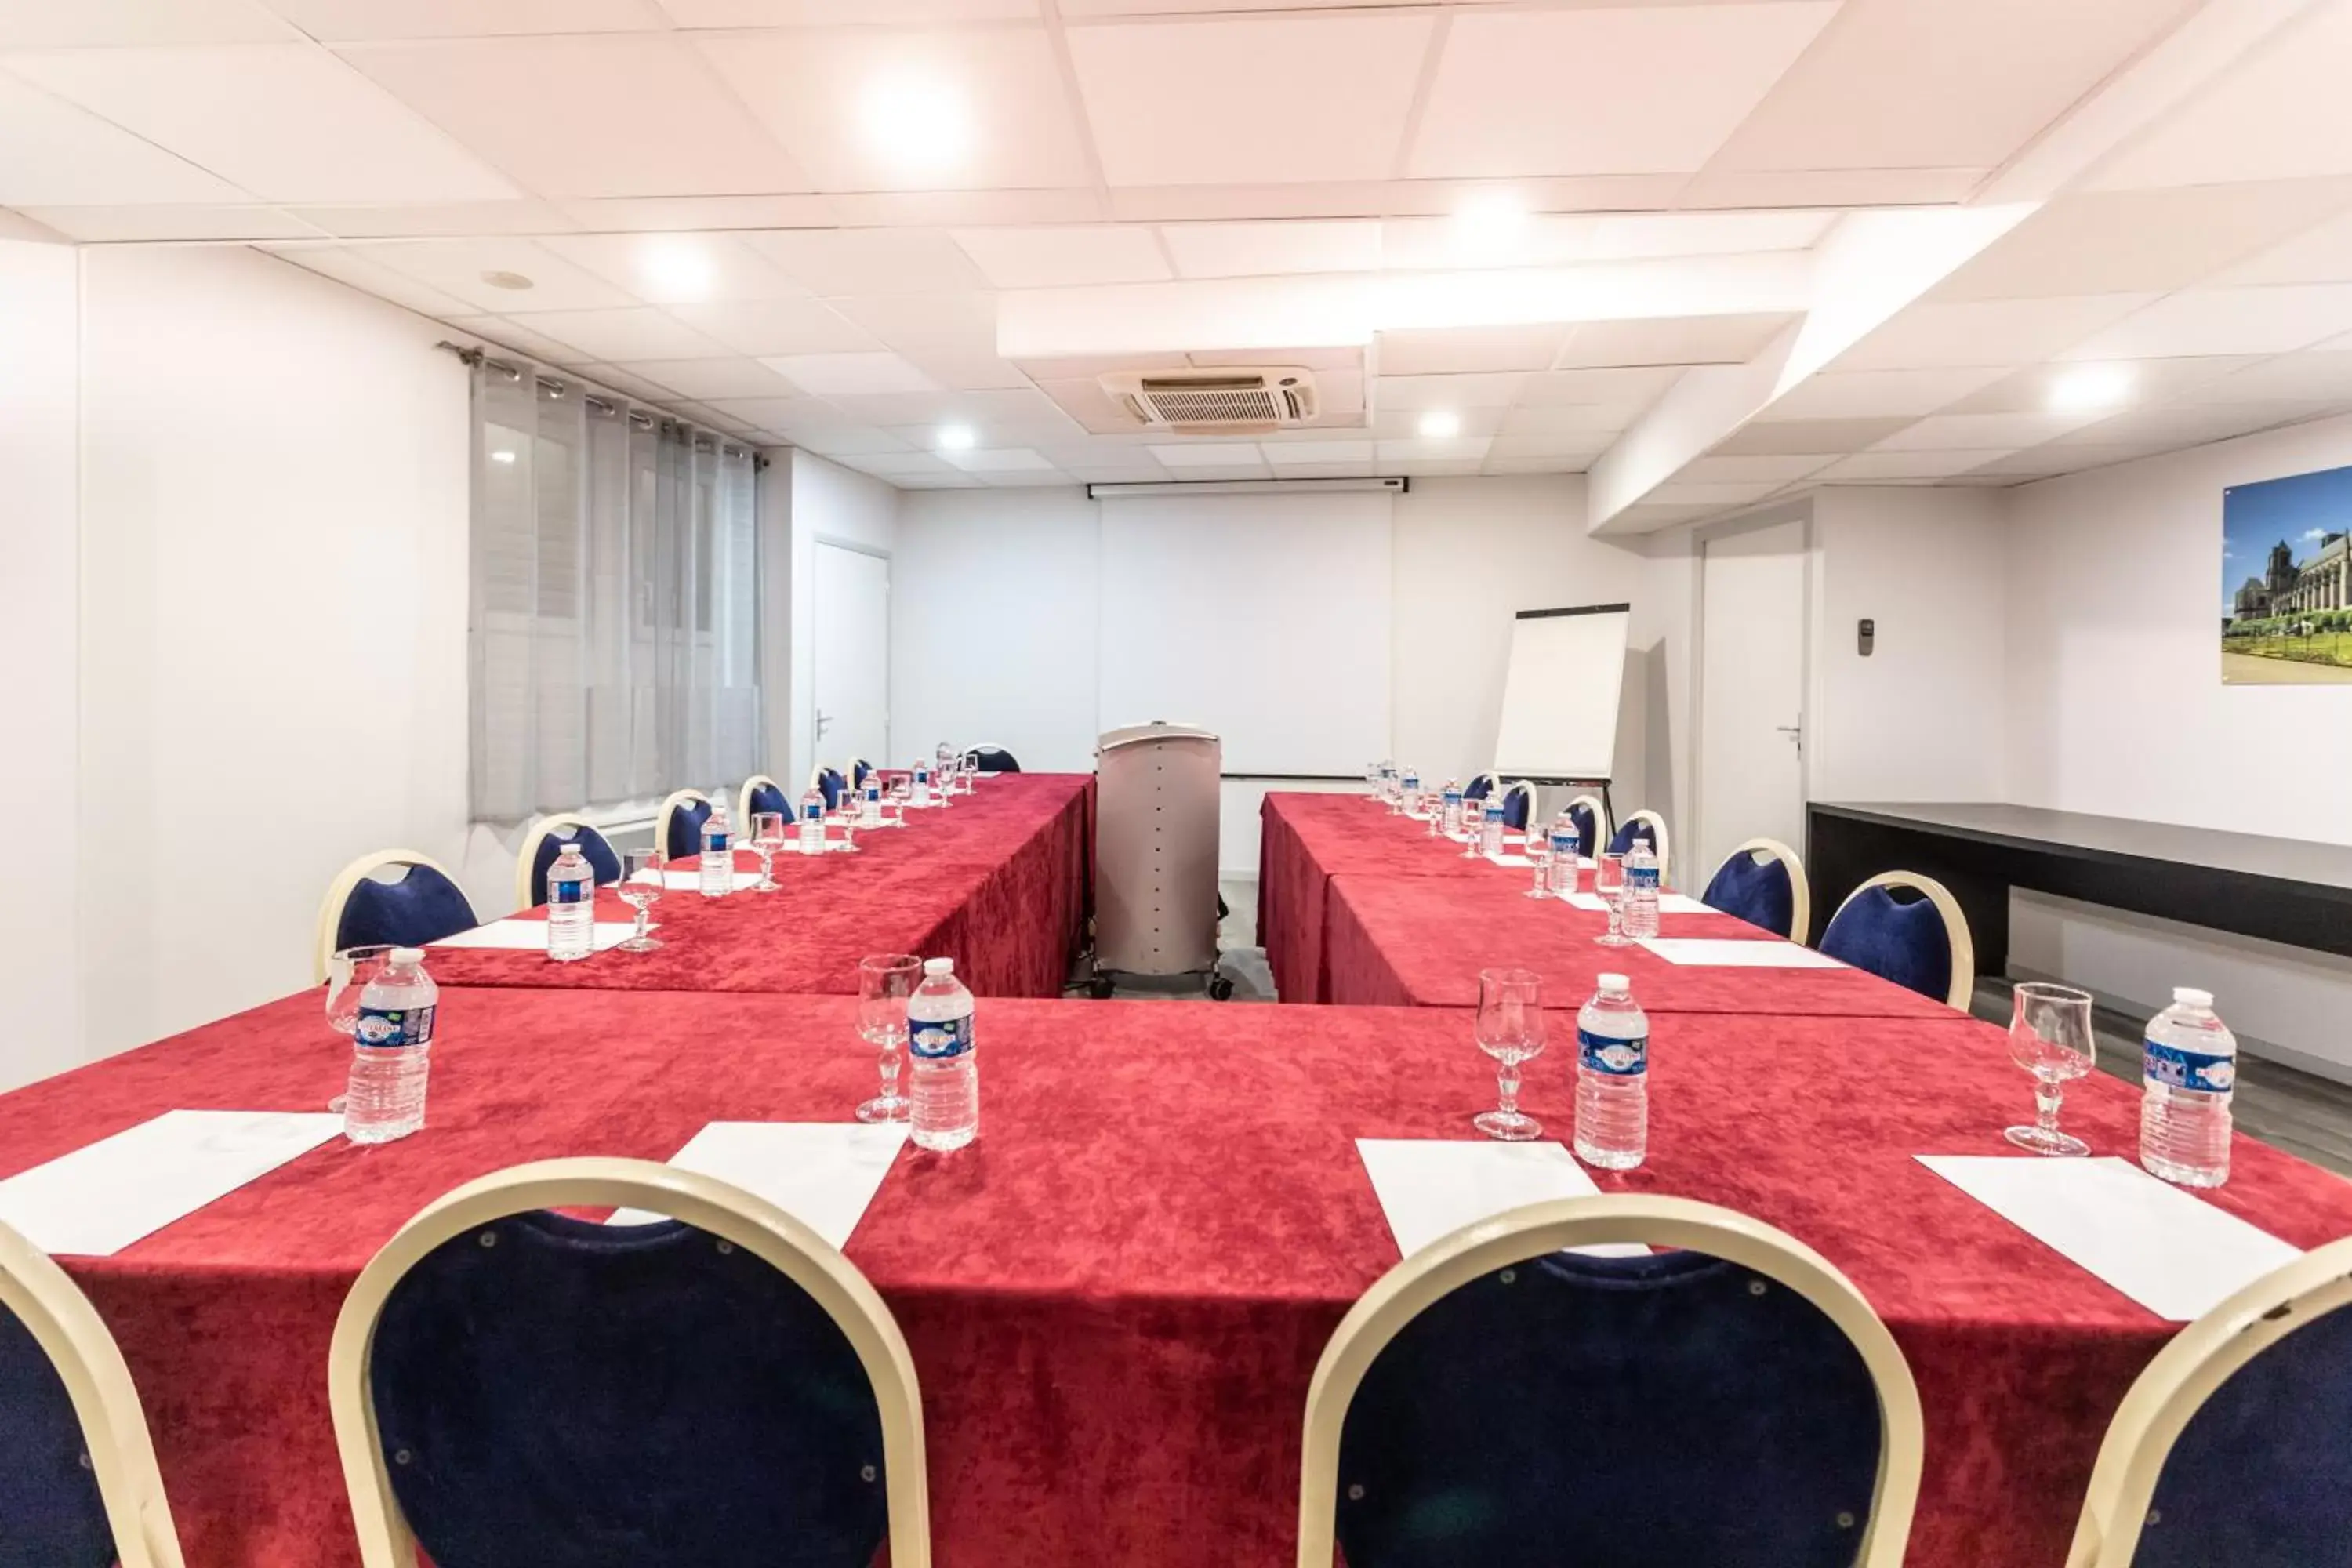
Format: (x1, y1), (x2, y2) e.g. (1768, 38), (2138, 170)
(15, 989), (2352, 1568)
(423, 772), (1091, 998)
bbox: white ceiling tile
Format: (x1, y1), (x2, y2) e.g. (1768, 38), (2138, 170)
(1513, 366), (1683, 409)
(1069, 14), (1433, 187)
(1373, 406), (1504, 439)
(836, 451), (970, 481)
(667, 298), (882, 357)
(1256, 459), (1381, 478)
(557, 195), (840, 232)
(1836, 295), (2157, 370)
(572, 364), (698, 406)
(911, 353), (1036, 391)
(1711, 416), (1918, 456)
(2064, 285), (2352, 361)
(19, 203), (319, 241)
(440, 317), (601, 368)
(2216, 208), (2352, 288)
(1496, 405), (1636, 437)
(1711, 0), (2190, 172)
(745, 229), (989, 296)
(944, 447), (1058, 473)
(1377, 213), (1597, 273)
(1409, 5), (1838, 179)
(826, 188), (1103, 230)
(1377, 325), (1568, 376)
(1868, 411), (2105, 452)
(1112, 178), (1410, 223)
(828, 291), (1000, 359)
(1816, 448), (2021, 481)
(1483, 456), (1595, 475)
(1960, 444), (2170, 477)
(1061, 0), (1410, 11)
(1938, 356), (2263, 416)
(1580, 209), (1840, 262)
(1265, 439), (1376, 465)
(1555, 313), (1794, 369)
(1161, 220), (1383, 279)
(1646, 479), (1780, 507)
(2090, 3), (2352, 190)
(350, 238), (638, 313)
(702, 395), (836, 428)
(0, 0), (293, 46)
(1393, 459), (1489, 477)
(696, 26), (1091, 193)
(2183, 350), (2352, 405)
(5, 44), (517, 204)
(1757, 366), (2009, 421)
(1150, 442), (1267, 466)
(263, 244), (482, 318)
(2045, 400), (2337, 448)
(1036, 376), (1145, 433)
(950, 225), (1171, 289)
(1930, 183), (2352, 303)
(1377, 436), (1493, 463)
(762, 351), (941, 395)
(1679, 454), (1834, 485)
(0, 74), (245, 205)
(337, 35), (806, 200)
(662, 0), (1035, 20)
(828, 386), (1069, 430)
(1192, 344), (1363, 372)
(516, 307), (729, 361)
(1678, 166), (1988, 209)
(285, 199), (579, 237)
(614, 358), (805, 400)
(272, 0), (667, 38)
(780, 424), (917, 456)
(538, 232), (808, 305)
(1486, 434), (1612, 463)
(1375, 372), (1526, 411)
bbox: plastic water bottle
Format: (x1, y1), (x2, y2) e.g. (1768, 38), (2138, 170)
(912, 760), (933, 807)
(1546, 821), (1578, 896)
(1400, 769), (1421, 814)
(1480, 800), (1506, 858)
(1574, 974), (1649, 1170)
(799, 783), (826, 852)
(345, 948), (436, 1144)
(1440, 781), (1465, 837)
(2141, 987), (2236, 1187)
(908, 957), (978, 1152)
(862, 775), (884, 826)
(1378, 760), (1399, 804)
(699, 797), (733, 898)
(545, 842), (593, 962)
(1621, 841), (1661, 939)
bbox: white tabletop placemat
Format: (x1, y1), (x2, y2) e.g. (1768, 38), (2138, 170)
(0, 1110), (343, 1256)
(434, 920), (646, 952)
(1566, 891), (1712, 915)
(1484, 851), (1536, 868)
(1916, 1155), (2302, 1321)
(608, 1123), (910, 1248)
(1356, 1139), (1646, 1259)
(1635, 938), (1844, 968)
(646, 869), (763, 891)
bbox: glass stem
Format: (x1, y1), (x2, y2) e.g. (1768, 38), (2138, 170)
(1497, 1056), (1522, 1118)
(2035, 1078), (2064, 1138)
(1606, 900), (1624, 941)
(632, 906), (649, 942)
(880, 1044), (903, 1102)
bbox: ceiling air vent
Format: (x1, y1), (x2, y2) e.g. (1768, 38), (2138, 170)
(1098, 368), (1319, 433)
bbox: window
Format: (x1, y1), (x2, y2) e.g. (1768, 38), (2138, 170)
(467, 358), (760, 823)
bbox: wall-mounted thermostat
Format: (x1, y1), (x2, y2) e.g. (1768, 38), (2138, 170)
(1857, 619), (1876, 656)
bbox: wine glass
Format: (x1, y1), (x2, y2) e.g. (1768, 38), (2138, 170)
(617, 848), (664, 951)
(2003, 982), (2096, 1156)
(1459, 800), (1486, 858)
(889, 773), (913, 822)
(750, 811), (786, 888)
(1594, 852), (1630, 946)
(830, 789), (861, 854)
(1525, 827), (1553, 898)
(856, 954), (924, 1123)
(1473, 967), (1547, 1142)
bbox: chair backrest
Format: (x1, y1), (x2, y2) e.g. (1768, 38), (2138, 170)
(657, 789), (713, 860)
(1461, 772), (1497, 801)
(329, 1158), (930, 1568)
(1818, 871), (1973, 1008)
(964, 745), (1020, 774)
(1298, 1195), (1920, 1568)
(1701, 837), (1810, 942)
(1564, 793), (1609, 858)
(314, 851), (477, 983)
(1498, 780), (1535, 831)
(0, 1221), (186, 1568)
(2066, 1235), (2352, 1568)
(848, 759), (873, 788)
(1606, 808), (1672, 884)
(737, 775), (789, 829)
(513, 815), (622, 911)
(808, 765), (847, 811)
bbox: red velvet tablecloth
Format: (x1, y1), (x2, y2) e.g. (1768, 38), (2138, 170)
(13, 990), (2352, 1568)
(425, 774), (1091, 997)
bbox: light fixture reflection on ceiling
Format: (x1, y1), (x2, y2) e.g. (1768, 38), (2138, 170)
(937, 424), (977, 452)
(639, 238), (716, 301)
(862, 72), (971, 177)
(1450, 191), (1530, 262)
(489, 449), (517, 464)
(481, 270), (534, 292)
(1417, 410), (1464, 439)
(2048, 363), (2134, 414)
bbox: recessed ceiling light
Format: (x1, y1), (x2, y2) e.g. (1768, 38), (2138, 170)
(861, 72), (971, 177)
(2048, 363), (2134, 414)
(638, 238), (715, 301)
(937, 424), (977, 452)
(481, 270), (534, 292)
(488, 449), (517, 464)
(1450, 191), (1529, 261)
(1418, 410), (1464, 439)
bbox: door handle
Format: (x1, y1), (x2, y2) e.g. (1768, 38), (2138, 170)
(815, 709), (833, 739)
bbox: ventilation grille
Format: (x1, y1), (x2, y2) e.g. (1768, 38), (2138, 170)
(1100, 368), (1318, 431)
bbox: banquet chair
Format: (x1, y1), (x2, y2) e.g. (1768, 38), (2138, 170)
(1462, 772), (1497, 801)
(329, 1158), (931, 1568)
(657, 789), (713, 860)
(1564, 793), (1610, 858)
(1700, 838), (1812, 942)
(0, 1218), (187, 1568)
(2064, 1235), (2352, 1567)
(314, 851), (477, 983)
(512, 815), (622, 910)
(963, 745), (1021, 773)
(738, 774), (789, 827)
(848, 759), (874, 789)
(1818, 872), (1973, 1010)
(1606, 808), (1673, 884)
(1499, 780), (1536, 831)
(808, 764), (848, 811)
(1298, 1195), (1921, 1568)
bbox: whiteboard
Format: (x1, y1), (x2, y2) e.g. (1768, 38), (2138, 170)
(1096, 491), (1392, 775)
(1493, 605), (1630, 780)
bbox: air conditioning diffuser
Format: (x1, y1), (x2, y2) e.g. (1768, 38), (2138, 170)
(1098, 367), (1318, 432)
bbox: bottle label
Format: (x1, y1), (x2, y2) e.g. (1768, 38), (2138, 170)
(910, 1013), (973, 1061)
(1577, 1027), (1647, 1076)
(1549, 832), (1575, 856)
(2145, 1039), (2234, 1092)
(551, 876), (589, 906)
(804, 802), (823, 820)
(356, 1003), (434, 1049)
(1629, 866), (1659, 890)
(706, 832), (729, 852)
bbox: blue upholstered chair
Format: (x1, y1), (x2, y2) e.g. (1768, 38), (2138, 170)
(657, 789), (713, 860)
(513, 815), (622, 911)
(1498, 780), (1535, 831)
(737, 775), (789, 828)
(0, 1218), (187, 1568)
(1461, 772), (1497, 802)
(2067, 1234), (2352, 1567)
(1606, 808), (1673, 884)
(314, 851), (479, 982)
(1564, 793), (1609, 859)
(808, 765), (848, 812)
(1298, 1196), (1922, 1568)
(1818, 872), (1973, 1010)
(328, 1159), (932, 1568)
(963, 746), (1020, 774)
(1700, 837), (1811, 942)
(848, 759), (873, 789)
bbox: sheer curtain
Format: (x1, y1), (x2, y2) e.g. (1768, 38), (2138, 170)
(469, 356), (760, 824)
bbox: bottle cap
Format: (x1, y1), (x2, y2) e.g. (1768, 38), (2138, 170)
(924, 957), (953, 975)
(2174, 986), (2215, 1009)
(1599, 973), (1629, 993)
(390, 947), (425, 964)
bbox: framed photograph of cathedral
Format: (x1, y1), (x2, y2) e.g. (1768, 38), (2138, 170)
(2222, 463), (2352, 685)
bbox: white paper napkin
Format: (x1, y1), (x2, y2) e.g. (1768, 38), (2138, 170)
(434, 920), (646, 952)
(1485, 851), (1535, 868)
(647, 869), (762, 891)
(0, 1110), (343, 1256)
(608, 1122), (910, 1249)
(1635, 938), (1845, 968)
(1356, 1139), (1647, 1259)
(1916, 1155), (2302, 1321)
(1566, 891), (1713, 915)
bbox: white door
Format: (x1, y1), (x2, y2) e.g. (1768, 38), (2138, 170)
(811, 542), (890, 775)
(1697, 517), (1809, 886)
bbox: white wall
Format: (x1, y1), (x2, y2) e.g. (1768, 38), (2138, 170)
(76, 247), (472, 1058)
(0, 239), (82, 1089)
(778, 451), (896, 792)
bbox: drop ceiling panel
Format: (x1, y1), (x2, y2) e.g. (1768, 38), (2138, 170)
(1513, 366), (1684, 409)
(659, 0), (1038, 24)
(287, 199), (580, 238)
(951, 225), (1171, 289)
(1817, 448), (2020, 480)
(1377, 325), (1569, 376)
(517, 307), (730, 361)
(1938, 355), (2262, 415)
(745, 229), (990, 296)
(267, 244), (483, 318)
(558, 194), (839, 232)
(1929, 183), (2352, 302)
(1407, 4), (1838, 179)
(5, 44), (517, 203)
(1555, 312), (1794, 368)
(1372, 406), (1504, 439)
(0, 0), (294, 47)
(2046, 399), (2333, 448)
(666, 298), (882, 356)
(762, 350), (942, 395)
(1496, 405), (1642, 437)
(21, 202), (318, 241)
(2184, 350), (2352, 404)
(1712, 416), (1918, 456)
(1836, 294), (2156, 369)
(1161, 220), (1384, 279)
(1869, 411), (2105, 451)
(1374, 372), (1526, 411)
(828, 291), (1002, 359)
(270, 0), (669, 38)
(2089, 2), (2352, 190)
(2216, 209), (2352, 287)
(352, 238), (639, 312)
(539, 232), (810, 304)
(2062, 285), (2352, 360)
(1755, 365), (2007, 420)
(1068, 13), (1433, 187)
(339, 36), (808, 200)
(0, 75), (246, 204)
(615, 358), (805, 400)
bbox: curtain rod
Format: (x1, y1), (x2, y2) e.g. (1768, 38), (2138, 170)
(436, 339), (760, 461)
